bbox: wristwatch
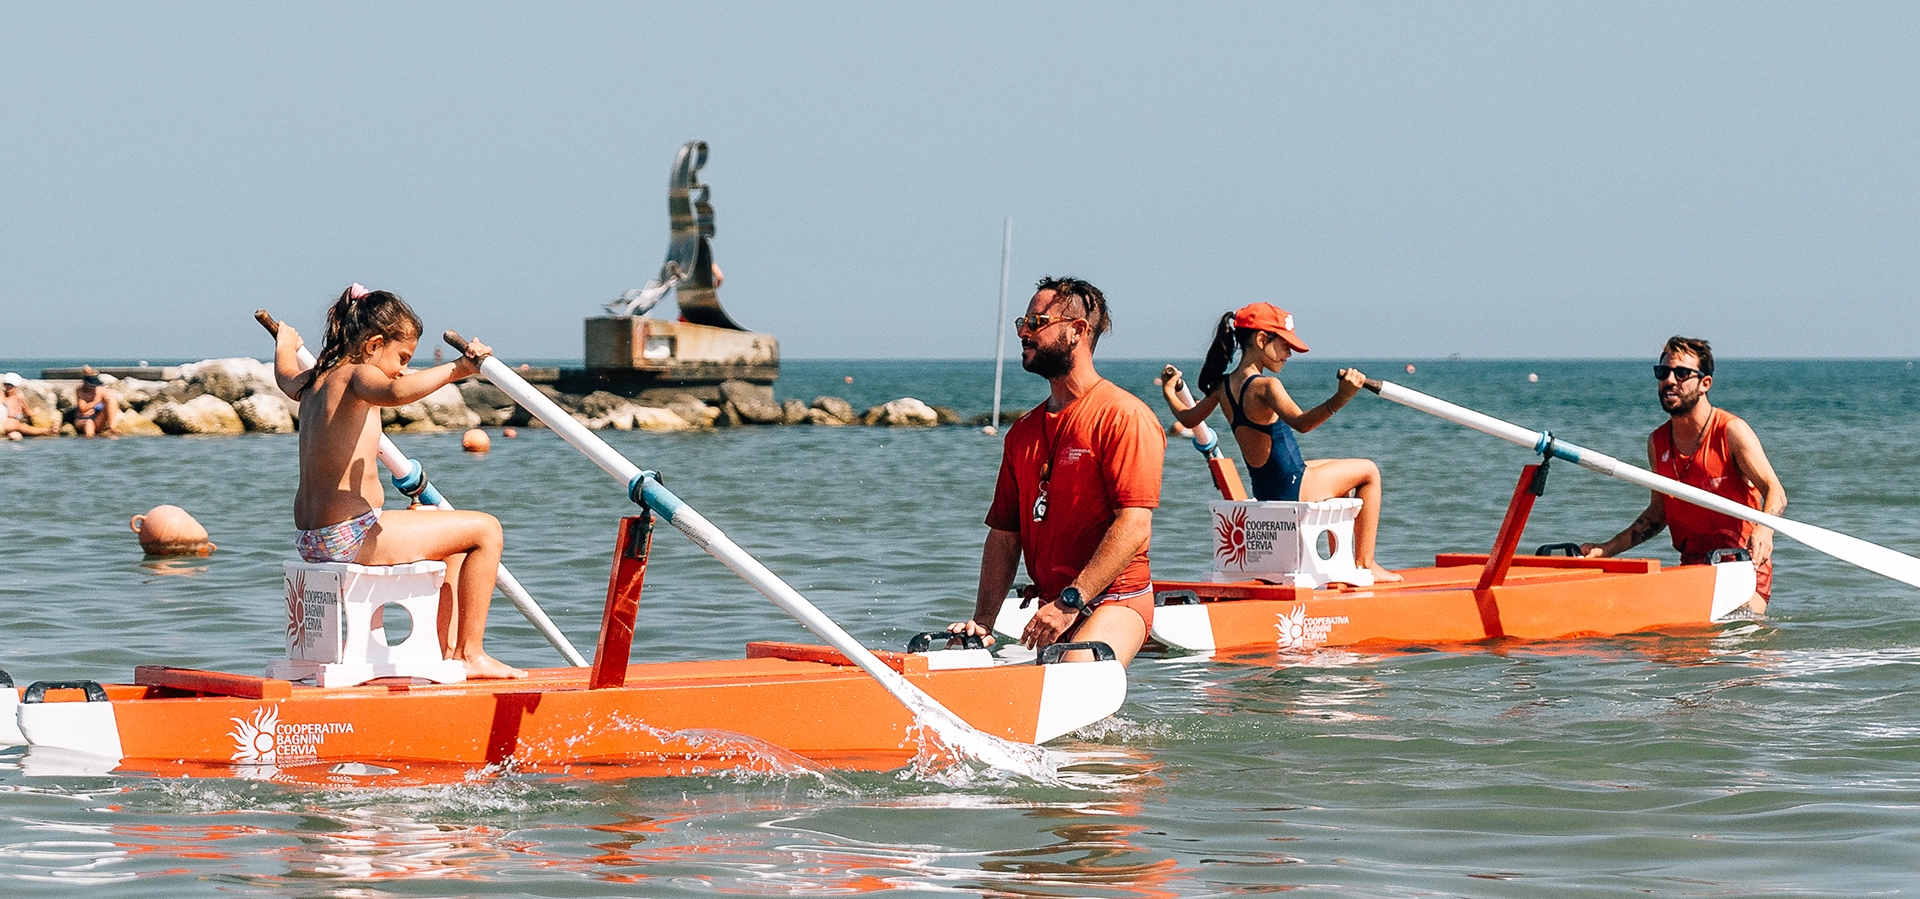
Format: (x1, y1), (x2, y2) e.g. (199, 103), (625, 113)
(1055, 586), (1087, 613)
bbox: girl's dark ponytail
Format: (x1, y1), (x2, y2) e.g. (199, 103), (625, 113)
(1195, 311), (1239, 396)
(311, 285), (423, 376)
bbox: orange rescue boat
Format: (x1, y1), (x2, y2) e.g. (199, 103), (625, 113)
(997, 460), (1756, 655)
(2, 514), (1124, 778)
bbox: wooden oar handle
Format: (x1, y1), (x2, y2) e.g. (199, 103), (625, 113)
(1364, 378), (1384, 394)
(254, 309), (279, 336)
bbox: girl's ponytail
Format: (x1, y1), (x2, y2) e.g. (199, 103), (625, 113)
(1195, 311), (1239, 396)
(311, 283), (423, 376)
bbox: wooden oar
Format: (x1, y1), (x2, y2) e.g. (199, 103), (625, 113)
(1365, 378), (1920, 590)
(256, 311), (588, 666)
(444, 330), (1056, 775)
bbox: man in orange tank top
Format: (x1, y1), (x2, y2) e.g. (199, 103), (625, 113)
(947, 276), (1165, 665)
(1581, 336), (1786, 613)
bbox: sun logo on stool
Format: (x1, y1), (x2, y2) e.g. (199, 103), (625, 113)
(229, 706), (279, 766)
(285, 571), (307, 649)
(1215, 507), (1250, 567)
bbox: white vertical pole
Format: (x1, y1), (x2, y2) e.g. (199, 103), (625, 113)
(990, 217), (1012, 431)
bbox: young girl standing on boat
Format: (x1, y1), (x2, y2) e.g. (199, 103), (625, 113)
(1161, 302), (1399, 583)
(272, 284), (525, 679)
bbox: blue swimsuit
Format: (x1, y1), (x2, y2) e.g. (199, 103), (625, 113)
(1225, 374), (1305, 501)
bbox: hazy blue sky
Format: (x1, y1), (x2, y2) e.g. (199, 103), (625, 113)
(4, 3), (1915, 361)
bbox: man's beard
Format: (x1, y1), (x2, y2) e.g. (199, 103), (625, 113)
(1021, 340), (1073, 379)
(1659, 390), (1701, 416)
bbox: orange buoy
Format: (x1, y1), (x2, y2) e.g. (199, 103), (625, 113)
(502, 427), (518, 438)
(130, 505), (215, 557)
(462, 428), (491, 453)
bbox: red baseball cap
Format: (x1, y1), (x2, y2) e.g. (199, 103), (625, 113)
(1233, 302), (1309, 353)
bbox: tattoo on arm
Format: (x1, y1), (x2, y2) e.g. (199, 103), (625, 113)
(1621, 509), (1662, 548)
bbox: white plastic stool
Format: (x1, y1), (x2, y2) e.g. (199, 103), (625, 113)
(267, 560), (467, 687)
(1208, 499), (1374, 588)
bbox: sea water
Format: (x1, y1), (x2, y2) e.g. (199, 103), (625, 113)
(1, 357), (1918, 897)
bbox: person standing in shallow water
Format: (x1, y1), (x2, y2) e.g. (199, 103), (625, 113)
(948, 276), (1164, 666)
(1581, 336), (1786, 614)
(1160, 302), (1399, 583)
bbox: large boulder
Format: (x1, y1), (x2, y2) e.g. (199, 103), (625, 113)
(151, 395), (245, 435)
(233, 394), (295, 433)
(382, 401), (440, 431)
(810, 396), (857, 424)
(862, 397), (939, 427)
(632, 406), (691, 431)
(115, 378), (171, 411)
(457, 380), (516, 426)
(720, 380), (783, 424)
(781, 399), (811, 425)
(930, 405), (960, 425)
(805, 407), (850, 426)
(666, 397), (718, 428)
(182, 357), (279, 403)
(116, 410), (165, 436)
(419, 383), (480, 429)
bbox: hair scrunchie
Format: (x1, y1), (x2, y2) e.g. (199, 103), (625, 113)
(347, 283), (371, 300)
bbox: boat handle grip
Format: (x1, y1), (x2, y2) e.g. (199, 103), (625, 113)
(0, 668), (11, 688)
(1154, 589), (1200, 606)
(23, 680), (109, 703)
(1534, 542), (1583, 557)
(1707, 547), (1753, 563)
(906, 631), (985, 653)
(1037, 641), (1116, 664)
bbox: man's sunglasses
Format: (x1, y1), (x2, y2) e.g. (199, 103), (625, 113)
(1013, 313), (1083, 333)
(1653, 365), (1704, 382)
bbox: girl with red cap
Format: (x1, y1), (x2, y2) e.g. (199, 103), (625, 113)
(1161, 302), (1399, 582)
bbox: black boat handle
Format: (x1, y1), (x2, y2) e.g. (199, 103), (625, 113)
(23, 680), (109, 703)
(907, 631), (986, 653)
(1037, 641), (1116, 664)
(1534, 542), (1583, 557)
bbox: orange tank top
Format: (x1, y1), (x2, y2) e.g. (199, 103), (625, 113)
(1650, 408), (1759, 561)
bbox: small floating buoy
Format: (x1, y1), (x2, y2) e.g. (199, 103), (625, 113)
(462, 428), (491, 453)
(1405, 364), (1416, 374)
(982, 425), (997, 436)
(130, 505), (215, 557)
(844, 375), (854, 385)
(502, 427), (518, 438)
(1528, 373), (1539, 383)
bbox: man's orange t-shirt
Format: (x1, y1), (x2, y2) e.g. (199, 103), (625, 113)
(986, 379), (1165, 600)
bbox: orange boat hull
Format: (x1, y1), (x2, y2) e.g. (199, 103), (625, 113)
(7, 642), (1125, 777)
(997, 555), (1754, 655)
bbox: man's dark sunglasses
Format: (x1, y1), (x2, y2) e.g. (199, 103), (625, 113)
(1013, 313), (1082, 333)
(1653, 365), (1703, 382)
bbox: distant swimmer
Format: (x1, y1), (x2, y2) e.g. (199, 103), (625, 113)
(1160, 302), (1399, 583)
(271, 284), (525, 679)
(948, 276), (1164, 666)
(1581, 336), (1786, 614)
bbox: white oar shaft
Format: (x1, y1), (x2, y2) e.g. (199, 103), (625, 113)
(1173, 382), (1221, 457)
(465, 346), (1009, 746)
(1369, 379), (1920, 590)
(265, 314), (588, 666)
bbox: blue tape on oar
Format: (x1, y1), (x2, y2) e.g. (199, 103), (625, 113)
(1530, 433), (1585, 464)
(628, 470), (682, 522)
(1192, 433), (1218, 455)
